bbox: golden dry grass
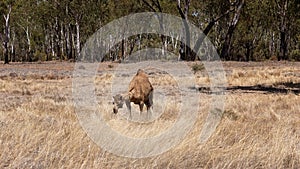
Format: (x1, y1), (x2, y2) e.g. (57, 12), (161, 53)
(0, 61), (299, 168)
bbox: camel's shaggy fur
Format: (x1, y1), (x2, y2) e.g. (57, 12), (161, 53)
(113, 69), (153, 119)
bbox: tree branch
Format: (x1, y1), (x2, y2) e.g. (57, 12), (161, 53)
(154, 0), (162, 12)
(177, 0), (186, 19)
(141, 0), (156, 12)
(193, 8), (235, 59)
(3, 5), (12, 22)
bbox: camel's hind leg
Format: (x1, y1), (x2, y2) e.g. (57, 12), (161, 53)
(148, 90), (153, 108)
(125, 99), (132, 119)
(146, 91), (153, 119)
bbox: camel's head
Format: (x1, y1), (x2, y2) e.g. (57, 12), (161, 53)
(112, 94), (124, 114)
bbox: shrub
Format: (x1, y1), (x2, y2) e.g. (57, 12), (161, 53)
(290, 49), (300, 61)
(191, 63), (205, 74)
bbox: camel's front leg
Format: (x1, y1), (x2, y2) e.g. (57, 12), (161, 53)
(125, 99), (132, 119)
(146, 100), (152, 120)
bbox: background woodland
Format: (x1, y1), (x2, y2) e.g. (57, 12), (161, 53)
(0, 0), (299, 63)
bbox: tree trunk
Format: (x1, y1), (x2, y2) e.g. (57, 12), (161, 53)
(60, 23), (65, 60)
(50, 26), (55, 60)
(54, 17), (61, 60)
(65, 24), (73, 60)
(220, 0), (245, 60)
(269, 31), (276, 59)
(177, 0), (192, 61)
(174, 35), (179, 51)
(221, 25), (234, 60)
(25, 26), (32, 62)
(75, 17), (81, 60)
(44, 23), (51, 61)
(245, 42), (254, 62)
(193, 6), (233, 61)
(121, 39), (125, 60)
(141, 0), (166, 57)
(3, 5), (11, 64)
(159, 17), (166, 57)
(10, 29), (15, 62)
(278, 0), (289, 60)
(71, 26), (76, 60)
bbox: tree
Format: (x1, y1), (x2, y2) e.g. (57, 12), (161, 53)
(0, 0), (298, 62)
(276, 0), (289, 60)
(140, 0), (168, 57)
(220, 0), (245, 60)
(274, 0), (300, 60)
(1, 1), (13, 64)
(177, 0), (236, 61)
(177, 0), (194, 60)
(232, 0), (274, 61)
(192, 0), (234, 60)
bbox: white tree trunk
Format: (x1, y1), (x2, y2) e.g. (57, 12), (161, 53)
(50, 26), (55, 58)
(174, 35), (179, 50)
(25, 26), (31, 53)
(10, 29), (15, 62)
(3, 5), (11, 64)
(60, 23), (64, 59)
(75, 18), (81, 59)
(71, 28), (76, 60)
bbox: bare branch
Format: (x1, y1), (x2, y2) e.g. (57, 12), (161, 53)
(154, 0), (162, 12)
(141, 0), (156, 12)
(3, 5), (12, 22)
(177, 0), (186, 19)
(231, 0), (245, 25)
(214, 8), (235, 23)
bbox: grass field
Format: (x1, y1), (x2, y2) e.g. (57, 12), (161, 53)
(0, 61), (299, 168)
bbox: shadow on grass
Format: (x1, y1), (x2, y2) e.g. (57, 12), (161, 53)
(196, 82), (300, 95)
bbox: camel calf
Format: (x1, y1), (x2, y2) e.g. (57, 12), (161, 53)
(113, 69), (153, 119)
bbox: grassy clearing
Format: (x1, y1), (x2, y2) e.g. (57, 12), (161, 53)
(0, 61), (299, 168)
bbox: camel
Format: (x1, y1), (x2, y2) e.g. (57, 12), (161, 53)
(113, 69), (153, 119)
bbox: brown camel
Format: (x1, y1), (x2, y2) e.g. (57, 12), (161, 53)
(113, 69), (153, 119)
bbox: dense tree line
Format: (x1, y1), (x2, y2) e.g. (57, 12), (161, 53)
(0, 0), (299, 63)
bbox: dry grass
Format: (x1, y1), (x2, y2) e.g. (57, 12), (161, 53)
(0, 61), (299, 168)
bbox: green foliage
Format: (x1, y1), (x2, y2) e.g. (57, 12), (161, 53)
(0, 0), (299, 62)
(290, 49), (300, 61)
(33, 50), (47, 62)
(191, 63), (204, 74)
